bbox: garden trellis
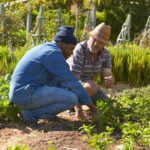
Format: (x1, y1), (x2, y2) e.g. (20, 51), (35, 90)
(1, 1), (97, 44)
(0, 3), (5, 48)
(91, 2), (96, 29)
(116, 14), (132, 44)
(56, 7), (63, 31)
(3, 0), (28, 7)
(139, 16), (150, 46)
(26, 2), (32, 35)
(31, 6), (47, 45)
(82, 3), (96, 40)
(75, 3), (80, 41)
(70, 1), (96, 41)
(82, 11), (92, 40)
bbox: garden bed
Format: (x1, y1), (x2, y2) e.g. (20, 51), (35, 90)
(0, 83), (131, 150)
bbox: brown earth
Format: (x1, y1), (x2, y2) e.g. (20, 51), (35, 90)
(0, 110), (94, 150)
(0, 83), (130, 150)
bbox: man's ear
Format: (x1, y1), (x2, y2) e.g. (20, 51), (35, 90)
(59, 41), (66, 48)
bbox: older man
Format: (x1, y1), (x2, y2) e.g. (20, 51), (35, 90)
(9, 26), (97, 126)
(67, 23), (114, 119)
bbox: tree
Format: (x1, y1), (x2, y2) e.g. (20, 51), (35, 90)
(95, 0), (150, 42)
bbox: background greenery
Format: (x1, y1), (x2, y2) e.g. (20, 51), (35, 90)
(0, 0), (149, 45)
(1, 44), (150, 87)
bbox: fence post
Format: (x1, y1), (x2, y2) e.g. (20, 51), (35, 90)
(91, 2), (96, 29)
(56, 7), (63, 31)
(0, 3), (5, 16)
(0, 3), (5, 30)
(82, 11), (92, 40)
(26, 2), (32, 37)
(8, 40), (14, 61)
(75, 3), (80, 41)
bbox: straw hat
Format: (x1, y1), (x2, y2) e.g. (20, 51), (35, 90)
(89, 22), (111, 44)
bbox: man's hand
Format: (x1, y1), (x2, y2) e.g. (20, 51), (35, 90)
(74, 104), (86, 121)
(86, 103), (97, 120)
(104, 76), (114, 88)
(102, 68), (114, 89)
(74, 103), (97, 121)
(87, 103), (97, 113)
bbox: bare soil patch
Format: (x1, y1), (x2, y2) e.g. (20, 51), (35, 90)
(0, 112), (92, 150)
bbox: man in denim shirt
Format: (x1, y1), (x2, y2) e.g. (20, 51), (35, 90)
(9, 26), (96, 126)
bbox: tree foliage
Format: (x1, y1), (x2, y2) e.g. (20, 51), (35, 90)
(96, 0), (150, 42)
(0, 0), (149, 45)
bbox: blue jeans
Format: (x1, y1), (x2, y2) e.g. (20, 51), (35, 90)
(18, 86), (78, 122)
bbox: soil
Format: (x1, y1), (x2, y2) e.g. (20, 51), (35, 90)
(0, 83), (130, 150)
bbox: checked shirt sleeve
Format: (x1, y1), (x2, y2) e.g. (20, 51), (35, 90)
(102, 48), (112, 69)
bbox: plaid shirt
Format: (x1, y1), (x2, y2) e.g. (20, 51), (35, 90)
(67, 40), (112, 81)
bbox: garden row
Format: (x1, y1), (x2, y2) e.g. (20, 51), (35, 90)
(1, 44), (150, 86)
(83, 84), (150, 149)
(0, 73), (150, 149)
(110, 44), (150, 86)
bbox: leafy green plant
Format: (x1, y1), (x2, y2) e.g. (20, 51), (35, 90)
(83, 125), (114, 150)
(83, 85), (150, 149)
(48, 140), (58, 150)
(48, 147), (57, 150)
(7, 144), (31, 150)
(95, 98), (126, 132)
(0, 74), (20, 122)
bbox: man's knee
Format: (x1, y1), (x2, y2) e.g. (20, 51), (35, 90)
(83, 80), (98, 96)
(68, 92), (78, 106)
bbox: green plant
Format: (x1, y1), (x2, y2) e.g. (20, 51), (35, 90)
(83, 125), (114, 150)
(83, 85), (150, 149)
(7, 144), (31, 150)
(109, 44), (150, 86)
(0, 74), (21, 122)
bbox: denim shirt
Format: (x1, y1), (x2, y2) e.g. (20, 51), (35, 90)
(9, 41), (92, 105)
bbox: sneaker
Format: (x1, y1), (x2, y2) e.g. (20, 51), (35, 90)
(47, 116), (65, 122)
(19, 114), (38, 128)
(23, 120), (38, 128)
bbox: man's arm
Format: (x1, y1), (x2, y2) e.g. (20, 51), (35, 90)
(73, 73), (97, 120)
(74, 102), (97, 121)
(44, 50), (92, 105)
(74, 73), (81, 80)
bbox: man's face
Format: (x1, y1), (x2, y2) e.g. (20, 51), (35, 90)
(88, 36), (106, 54)
(61, 43), (75, 59)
